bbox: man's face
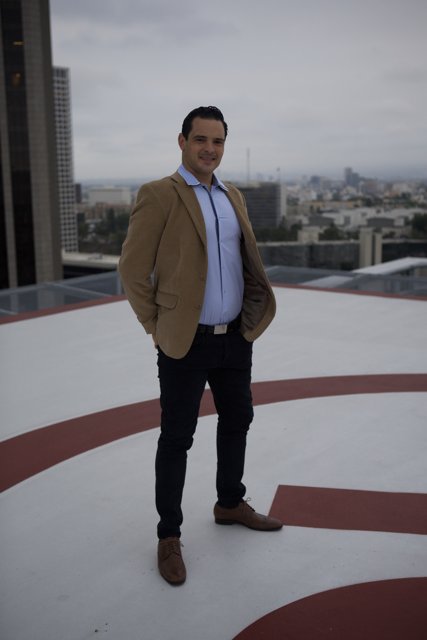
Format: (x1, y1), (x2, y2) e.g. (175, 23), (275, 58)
(178, 117), (226, 185)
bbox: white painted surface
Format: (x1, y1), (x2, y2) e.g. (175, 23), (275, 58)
(1, 287), (426, 438)
(1, 287), (426, 639)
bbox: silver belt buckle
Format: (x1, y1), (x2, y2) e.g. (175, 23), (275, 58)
(214, 323), (228, 335)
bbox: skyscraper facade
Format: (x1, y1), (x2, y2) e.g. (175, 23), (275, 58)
(237, 182), (284, 228)
(53, 66), (78, 252)
(0, 0), (61, 289)
(344, 167), (360, 189)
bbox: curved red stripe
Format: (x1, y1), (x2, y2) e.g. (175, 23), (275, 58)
(233, 577), (427, 640)
(1, 373), (426, 492)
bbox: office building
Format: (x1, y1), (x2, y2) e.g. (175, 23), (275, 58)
(237, 181), (284, 228)
(0, 0), (61, 288)
(53, 66), (78, 252)
(344, 167), (361, 189)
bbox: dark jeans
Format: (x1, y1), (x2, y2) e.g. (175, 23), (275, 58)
(155, 330), (254, 539)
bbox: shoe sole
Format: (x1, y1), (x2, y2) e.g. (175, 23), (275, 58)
(159, 568), (186, 586)
(161, 575), (186, 586)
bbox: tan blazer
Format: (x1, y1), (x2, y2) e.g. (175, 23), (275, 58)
(119, 172), (276, 358)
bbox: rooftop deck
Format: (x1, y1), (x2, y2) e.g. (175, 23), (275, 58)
(1, 285), (426, 639)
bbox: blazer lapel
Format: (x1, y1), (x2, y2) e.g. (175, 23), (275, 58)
(171, 173), (207, 247)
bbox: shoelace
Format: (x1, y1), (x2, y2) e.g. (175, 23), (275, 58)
(243, 498), (255, 512)
(161, 539), (183, 556)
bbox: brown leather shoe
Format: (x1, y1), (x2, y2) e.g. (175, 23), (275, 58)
(157, 537), (186, 585)
(214, 500), (283, 531)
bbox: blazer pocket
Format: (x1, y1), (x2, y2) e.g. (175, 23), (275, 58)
(155, 290), (178, 310)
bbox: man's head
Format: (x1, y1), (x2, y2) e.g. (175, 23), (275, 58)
(181, 106), (228, 140)
(178, 106), (228, 185)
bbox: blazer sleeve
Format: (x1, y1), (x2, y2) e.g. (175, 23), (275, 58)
(118, 183), (168, 334)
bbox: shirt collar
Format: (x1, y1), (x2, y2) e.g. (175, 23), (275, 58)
(178, 164), (228, 192)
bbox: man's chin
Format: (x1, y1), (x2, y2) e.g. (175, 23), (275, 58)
(199, 161), (218, 172)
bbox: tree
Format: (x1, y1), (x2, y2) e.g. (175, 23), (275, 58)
(253, 222), (302, 242)
(319, 222), (343, 241)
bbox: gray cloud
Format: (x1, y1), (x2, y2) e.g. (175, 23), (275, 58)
(50, 0), (427, 180)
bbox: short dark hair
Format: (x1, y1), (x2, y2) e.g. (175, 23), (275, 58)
(181, 106), (228, 140)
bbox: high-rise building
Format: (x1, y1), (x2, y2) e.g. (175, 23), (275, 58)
(0, 0), (61, 289)
(344, 167), (360, 189)
(236, 182), (284, 228)
(53, 66), (78, 252)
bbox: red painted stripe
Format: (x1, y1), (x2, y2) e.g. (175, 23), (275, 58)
(233, 578), (427, 640)
(1, 374), (426, 492)
(270, 485), (427, 535)
(0, 399), (160, 493)
(251, 373), (427, 405)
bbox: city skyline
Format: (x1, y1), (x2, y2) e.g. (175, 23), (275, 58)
(50, 0), (427, 182)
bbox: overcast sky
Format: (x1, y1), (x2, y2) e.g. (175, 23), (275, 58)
(49, 0), (427, 183)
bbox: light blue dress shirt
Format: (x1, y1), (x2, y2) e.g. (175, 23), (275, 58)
(178, 164), (244, 325)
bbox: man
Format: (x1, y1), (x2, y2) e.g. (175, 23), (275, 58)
(119, 106), (282, 586)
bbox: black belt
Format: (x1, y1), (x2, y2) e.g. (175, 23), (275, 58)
(197, 316), (241, 335)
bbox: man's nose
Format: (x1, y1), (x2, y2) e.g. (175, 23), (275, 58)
(204, 140), (215, 153)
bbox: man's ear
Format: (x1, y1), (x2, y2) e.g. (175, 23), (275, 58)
(178, 133), (186, 151)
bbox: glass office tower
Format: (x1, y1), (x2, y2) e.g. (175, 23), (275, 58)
(0, 0), (61, 288)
